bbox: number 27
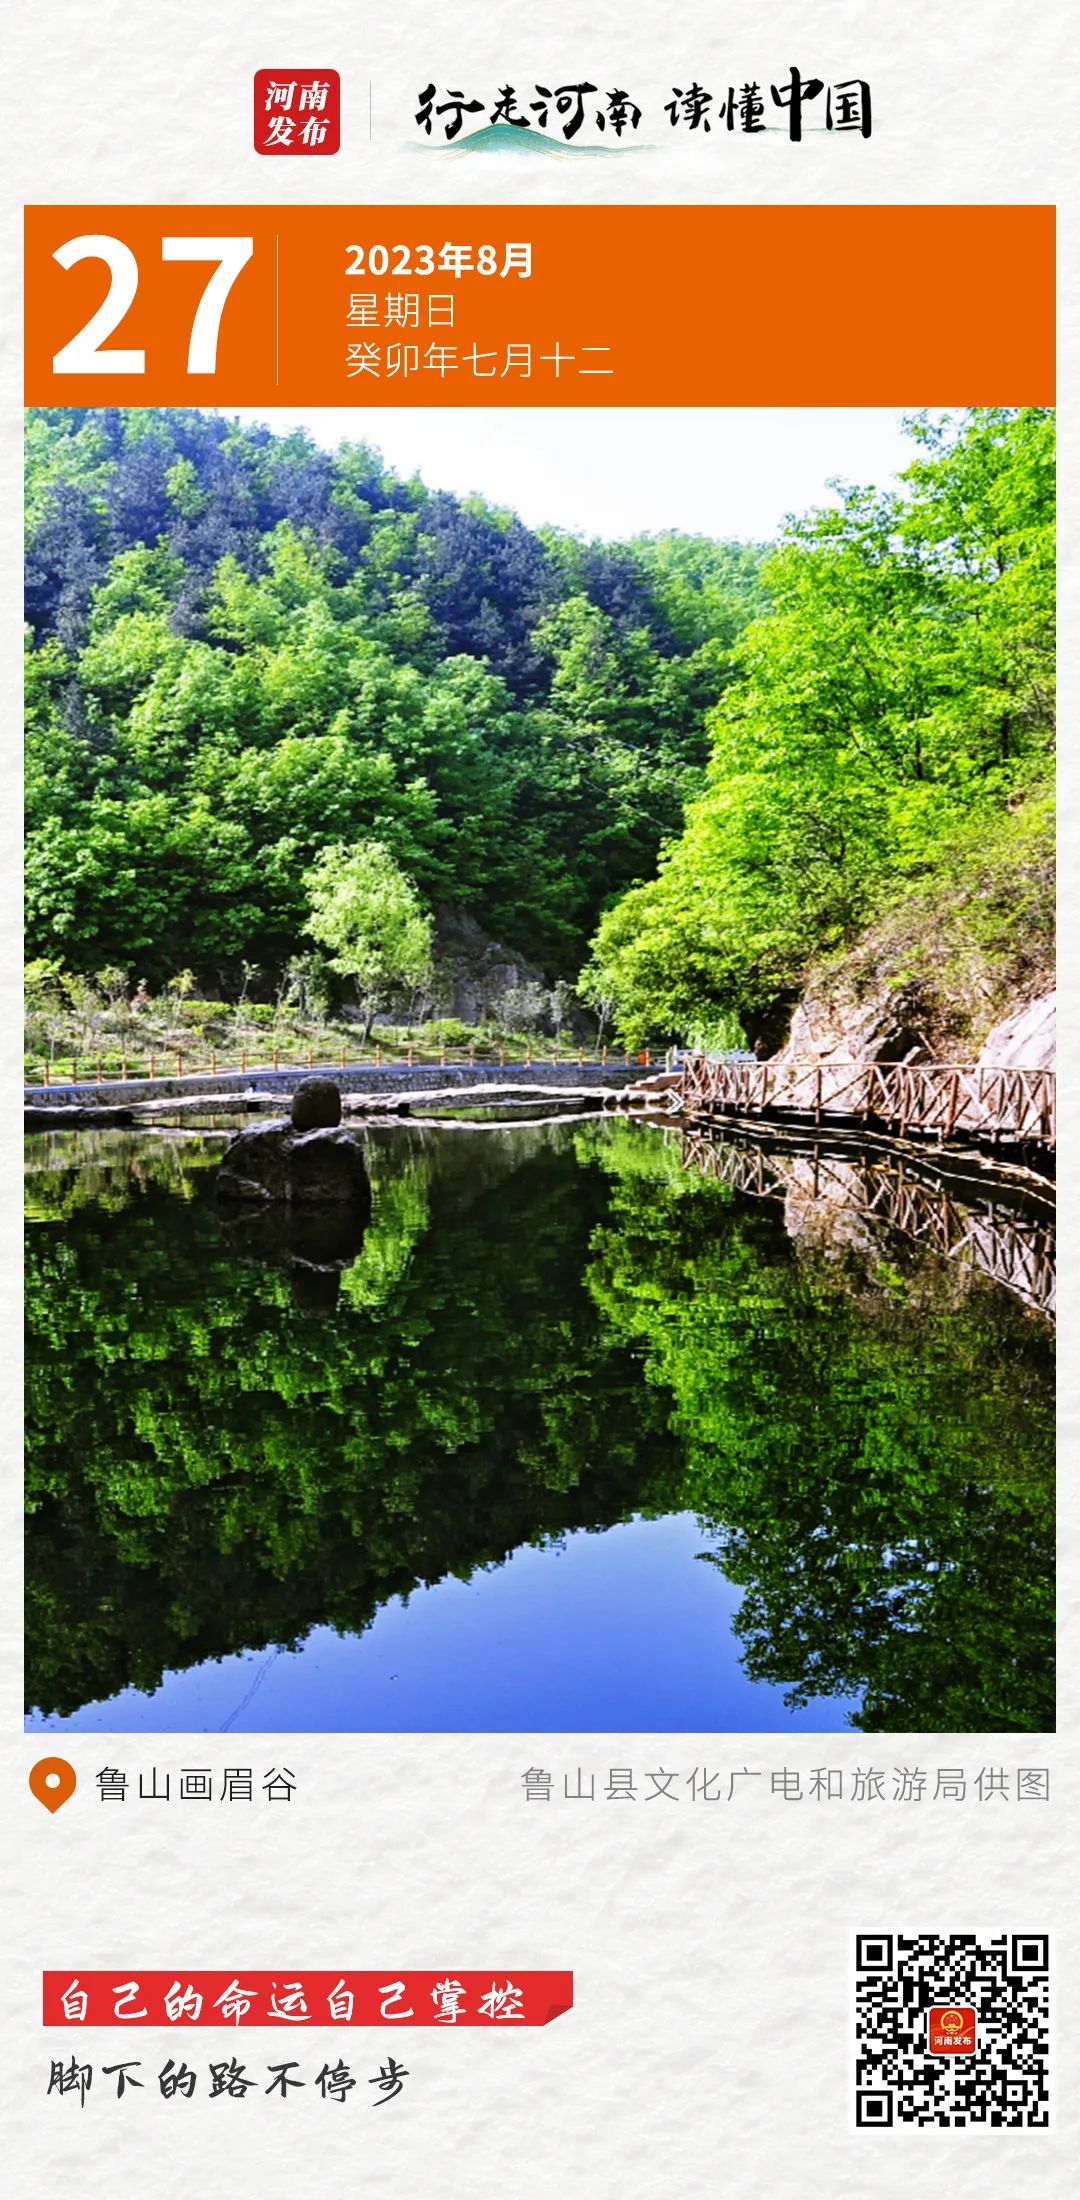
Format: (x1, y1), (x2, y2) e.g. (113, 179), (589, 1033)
(51, 234), (254, 375)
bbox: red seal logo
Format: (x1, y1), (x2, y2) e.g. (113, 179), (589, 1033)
(254, 71), (341, 155)
(928, 2005), (977, 2054)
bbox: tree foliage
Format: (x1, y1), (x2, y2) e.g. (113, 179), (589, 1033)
(304, 841), (433, 1036)
(26, 407), (1054, 1038)
(582, 409), (1055, 1041)
(25, 407), (763, 987)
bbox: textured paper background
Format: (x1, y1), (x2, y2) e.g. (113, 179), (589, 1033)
(2, 4), (1075, 2192)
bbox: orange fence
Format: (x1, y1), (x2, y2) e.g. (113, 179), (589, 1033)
(28, 1045), (654, 1089)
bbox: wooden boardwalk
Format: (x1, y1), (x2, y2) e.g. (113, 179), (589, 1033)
(676, 1053), (1056, 1152)
(679, 1128), (1056, 1322)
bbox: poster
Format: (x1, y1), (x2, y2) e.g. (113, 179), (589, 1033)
(3, 3), (1071, 2190)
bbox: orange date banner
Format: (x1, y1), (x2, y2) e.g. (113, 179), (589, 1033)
(25, 205), (1054, 407)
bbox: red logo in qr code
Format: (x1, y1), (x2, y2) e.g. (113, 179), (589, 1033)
(928, 2005), (977, 2054)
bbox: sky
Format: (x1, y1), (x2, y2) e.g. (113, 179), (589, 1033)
(223, 406), (934, 544)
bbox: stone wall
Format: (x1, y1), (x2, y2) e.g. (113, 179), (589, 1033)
(24, 1061), (643, 1110)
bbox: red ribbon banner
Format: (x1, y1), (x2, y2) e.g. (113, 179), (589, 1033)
(43, 1970), (573, 2028)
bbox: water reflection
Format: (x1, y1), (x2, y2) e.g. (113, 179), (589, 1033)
(218, 1201), (372, 1316)
(25, 1118), (1054, 1732)
(678, 1126), (1055, 1321)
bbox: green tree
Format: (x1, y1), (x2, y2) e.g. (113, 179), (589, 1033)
(584, 408), (1055, 1041)
(303, 840), (433, 1036)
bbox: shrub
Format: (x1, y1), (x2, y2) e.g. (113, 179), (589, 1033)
(420, 1018), (476, 1048)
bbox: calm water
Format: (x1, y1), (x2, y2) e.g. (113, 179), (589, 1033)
(24, 1117), (1055, 1733)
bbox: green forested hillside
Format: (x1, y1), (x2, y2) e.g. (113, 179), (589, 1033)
(24, 406), (763, 987)
(582, 408), (1055, 1045)
(25, 406), (1053, 1047)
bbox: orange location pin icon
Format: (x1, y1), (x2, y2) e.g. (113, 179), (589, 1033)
(29, 1757), (76, 1813)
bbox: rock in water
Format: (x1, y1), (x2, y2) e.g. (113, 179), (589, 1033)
(290, 1076), (343, 1130)
(216, 1120), (292, 1201)
(216, 1120), (371, 1221)
(287, 1127), (370, 1207)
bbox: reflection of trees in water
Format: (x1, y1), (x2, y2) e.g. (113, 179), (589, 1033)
(25, 1126), (668, 1719)
(25, 1121), (1054, 1730)
(588, 1125), (1055, 1732)
(24, 1127), (220, 1221)
(677, 1128), (1056, 1322)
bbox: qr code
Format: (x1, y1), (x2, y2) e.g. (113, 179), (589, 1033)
(853, 1934), (1050, 2128)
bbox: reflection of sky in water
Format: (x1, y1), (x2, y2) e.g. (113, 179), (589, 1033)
(26, 1512), (859, 1734)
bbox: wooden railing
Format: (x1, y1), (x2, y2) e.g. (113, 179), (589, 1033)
(678, 1054), (1056, 1148)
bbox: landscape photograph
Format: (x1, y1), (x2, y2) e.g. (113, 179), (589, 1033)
(23, 403), (1055, 1733)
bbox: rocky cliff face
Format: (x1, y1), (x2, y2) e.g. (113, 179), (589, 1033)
(433, 905), (549, 1025)
(770, 976), (936, 1072)
(977, 992), (1056, 1070)
(771, 978), (1056, 1073)
(765, 805), (1054, 1072)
